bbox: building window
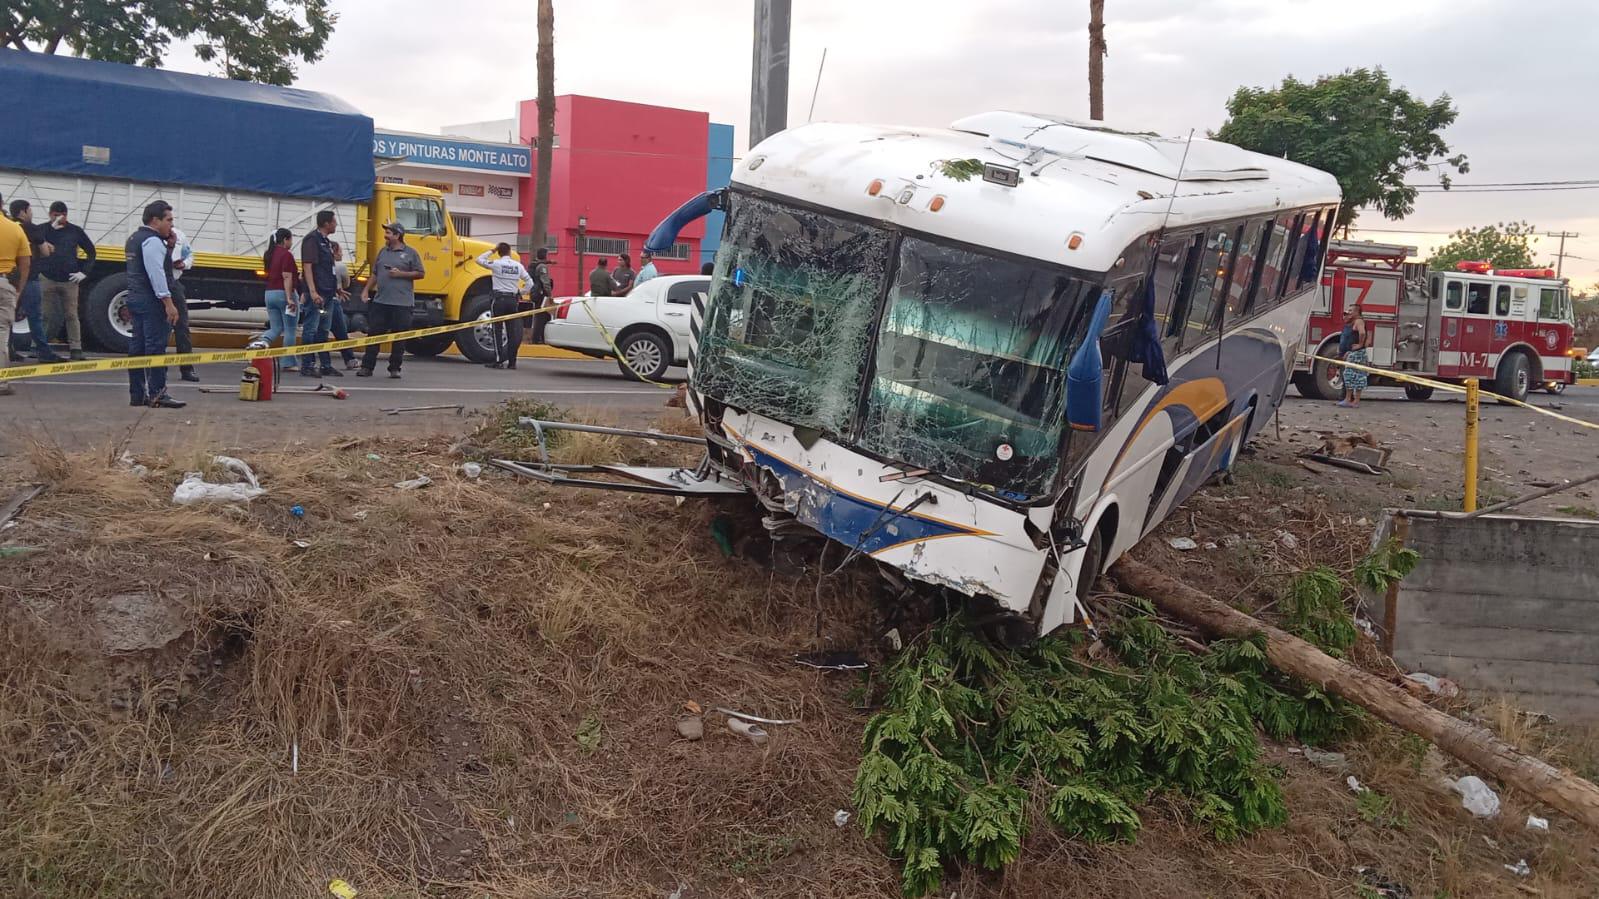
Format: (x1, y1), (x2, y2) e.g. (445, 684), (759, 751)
(658, 241), (692, 261)
(451, 214), (472, 237)
(580, 235), (630, 256)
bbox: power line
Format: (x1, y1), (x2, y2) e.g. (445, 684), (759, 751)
(1406, 178), (1599, 188)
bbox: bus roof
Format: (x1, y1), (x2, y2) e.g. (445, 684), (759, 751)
(732, 111), (1341, 273)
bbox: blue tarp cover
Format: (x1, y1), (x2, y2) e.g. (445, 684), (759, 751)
(0, 49), (375, 202)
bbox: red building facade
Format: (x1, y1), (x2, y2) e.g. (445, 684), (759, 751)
(518, 95), (710, 296)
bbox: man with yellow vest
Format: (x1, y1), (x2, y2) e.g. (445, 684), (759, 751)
(0, 191), (31, 396)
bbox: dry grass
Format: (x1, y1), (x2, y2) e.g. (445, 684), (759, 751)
(0, 423), (1595, 898)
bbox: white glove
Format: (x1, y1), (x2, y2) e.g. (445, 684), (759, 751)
(68, 272), (87, 283)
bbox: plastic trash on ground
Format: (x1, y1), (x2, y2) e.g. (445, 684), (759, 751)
(1404, 672), (1461, 698)
(1346, 775), (1366, 793)
(833, 809), (851, 827)
(1168, 536), (1198, 551)
(1504, 858), (1530, 877)
(1449, 775), (1501, 817)
(171, 455), (266, 505)
(393, 475), (432, 490)
(1526, 814), (1549, 832)
(461, 462), (482, 479)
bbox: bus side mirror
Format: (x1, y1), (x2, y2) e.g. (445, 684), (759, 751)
(1066, 289), (1114, 433)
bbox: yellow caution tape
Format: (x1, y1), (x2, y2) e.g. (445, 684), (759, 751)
(1302, 352), (1599, 432)
(0, 304), (552, 382)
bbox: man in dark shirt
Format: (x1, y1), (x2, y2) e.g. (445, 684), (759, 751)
(7, 200), (60, 362)
(358, 222), (425, 379)
(39, 201), (93, 360)
(298, 210), (342, 378)
(588, 257), (613, 297)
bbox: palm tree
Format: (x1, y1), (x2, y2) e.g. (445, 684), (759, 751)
(532, 0), (555, 271)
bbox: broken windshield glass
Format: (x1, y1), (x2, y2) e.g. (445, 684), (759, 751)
(860, 238), (1097, 499)
(693, 193), (890, 434)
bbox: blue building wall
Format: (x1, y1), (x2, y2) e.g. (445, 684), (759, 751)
(703, 122), (736, 267)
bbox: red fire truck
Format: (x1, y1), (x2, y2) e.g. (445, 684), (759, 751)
(1293, 240), (1577, 402)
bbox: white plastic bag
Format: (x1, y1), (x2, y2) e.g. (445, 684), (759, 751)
(1449, 775), (1501, 818)
(172, 474), (266, 505)
(212, 455), (260, 488)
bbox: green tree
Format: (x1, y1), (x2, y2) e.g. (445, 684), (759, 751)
(1425, 221), (1539, 271)
(1215, 68), (1467, 227)
(0, 0), (335, 85)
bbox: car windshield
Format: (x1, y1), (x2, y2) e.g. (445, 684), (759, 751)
(859, 238), (1096, 498)
(693, 193), (890, 434)
(696, 192), (1100, 500)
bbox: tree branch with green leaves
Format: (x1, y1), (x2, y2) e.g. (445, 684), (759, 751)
(1, 0), (336, 85)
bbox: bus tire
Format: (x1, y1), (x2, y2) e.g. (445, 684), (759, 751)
(85, 273), (133, 354)
(407, 333), (454, 357)
(1403, 384), (1434, 401)
(1493, 352), (1531, 403)
(1076, 524), (1106, 607)
(453, 290), (498, 363)
(1310, 355), (1344, 402)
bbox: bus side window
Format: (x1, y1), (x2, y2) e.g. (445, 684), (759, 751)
(1272, 212), (1302, 302)
(1160, 234), (1203, 341)
(1187, 225), (1236, 339)
(1467, 282), (1491, 315)
(1225, 219), (1264, 318)
(1444, 280), (1463, 311)
(1494, 285), (1512, 317)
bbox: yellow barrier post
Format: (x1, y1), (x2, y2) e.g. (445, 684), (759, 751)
(1463, 378), (1479, 512)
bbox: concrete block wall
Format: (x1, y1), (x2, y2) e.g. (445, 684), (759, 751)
(1370, 511), (1599, 722)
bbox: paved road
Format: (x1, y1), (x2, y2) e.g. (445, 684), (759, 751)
(1, 354), (681, 458)
(1306, 384), (1599, 409)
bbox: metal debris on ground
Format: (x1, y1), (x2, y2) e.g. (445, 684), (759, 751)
(713, 707), (801, 726)
(726, 717), (769, 746)
(380, 403), (464, 415)
(1301, 430), (1392, 474)
(794, 650), (869, 671)
(0, 484), (44, 529)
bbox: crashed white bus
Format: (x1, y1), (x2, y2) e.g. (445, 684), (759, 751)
(520, 112), (1340, 639)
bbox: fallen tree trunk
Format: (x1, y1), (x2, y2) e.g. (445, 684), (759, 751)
(1111, 557), (1599, 831)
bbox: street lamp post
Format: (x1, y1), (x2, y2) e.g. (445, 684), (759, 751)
(576, 215), (588, 296)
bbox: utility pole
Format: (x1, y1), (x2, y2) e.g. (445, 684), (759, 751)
(1544, 230), (1580, 277)
(1088, 0), (1106, 120)
(750, 0), (792, 146)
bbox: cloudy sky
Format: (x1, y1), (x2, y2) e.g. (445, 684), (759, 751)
(165, 0), (1599, 287)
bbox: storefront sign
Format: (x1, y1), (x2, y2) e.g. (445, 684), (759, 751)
(487, 185), (514, 199)
(410, 180), (453, 194)
(458, 184), (485, 197)
(373, 131), (532, 174)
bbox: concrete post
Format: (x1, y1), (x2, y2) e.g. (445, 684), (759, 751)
(750, 0), (791, 147)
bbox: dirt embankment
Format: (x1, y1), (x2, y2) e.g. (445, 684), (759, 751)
(0, 400), (1595, 898)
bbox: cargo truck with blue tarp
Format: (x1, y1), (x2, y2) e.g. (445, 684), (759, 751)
(0, 49), (506, 360)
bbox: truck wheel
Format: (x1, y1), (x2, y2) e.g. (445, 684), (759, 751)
(1310, 354), (1344, 401)
(85, 274), (133, 354)
(453, 291), (498, 363)
(616, 330), (671, 381)
(1493, 352), (1531, 403)
(1403, 384), (1435, 401)
(1291, 373), (1318, 399)
(407, 333), (454, 357)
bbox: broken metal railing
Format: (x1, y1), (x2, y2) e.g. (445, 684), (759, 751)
(489, 419), (746, 497)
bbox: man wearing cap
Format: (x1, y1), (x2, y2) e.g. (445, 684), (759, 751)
(358, 222), (425, 378)
(0, 191), (30, 395)
(298, 209), (342, 378)
(39, 201), (94, 360)
(475, 242), (532, 369)
(635, 249), (660, 287)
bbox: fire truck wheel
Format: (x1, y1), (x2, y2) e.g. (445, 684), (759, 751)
(1493, 352), (1531, 403)
(1310, 355), (1344, 402)
(1403, 384), (1434, 402)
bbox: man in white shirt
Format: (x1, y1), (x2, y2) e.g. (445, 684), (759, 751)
(166, 226), (200, 382)
(635, 249), (660, 286)
(476, 242), (532, 369)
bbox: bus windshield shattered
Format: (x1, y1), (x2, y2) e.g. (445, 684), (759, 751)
(694, 191), (1100, 501)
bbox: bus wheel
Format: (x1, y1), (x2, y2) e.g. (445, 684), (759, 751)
(1493, 352), (1531, 403)
(1076, 525), (1105, 607)
(1403, 384), (1435, 401)
(1291, 373), (1319, 399)
(1310, 355), (1344, 402)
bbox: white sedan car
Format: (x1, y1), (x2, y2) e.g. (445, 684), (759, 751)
(544, 274), (708, 380)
